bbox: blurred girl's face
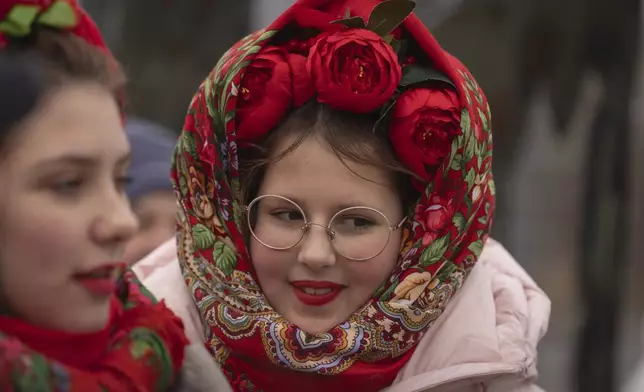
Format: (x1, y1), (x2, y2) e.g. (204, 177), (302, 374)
(0, 83), (138, 332)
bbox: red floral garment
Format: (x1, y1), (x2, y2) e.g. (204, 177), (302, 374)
(0, 270), (188, 391)
(171, 0), (496, 391)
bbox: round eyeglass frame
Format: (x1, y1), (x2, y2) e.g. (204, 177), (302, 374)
(244, 194), (406, 261)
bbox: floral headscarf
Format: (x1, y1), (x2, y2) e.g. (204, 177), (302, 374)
(172, 0), (495, 391)
(0, 1), (188, 390)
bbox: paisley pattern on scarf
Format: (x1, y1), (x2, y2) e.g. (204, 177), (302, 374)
(171, 0), (495, 390)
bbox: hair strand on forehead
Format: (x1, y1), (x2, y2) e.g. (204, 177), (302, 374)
(239, 100), (419, 213)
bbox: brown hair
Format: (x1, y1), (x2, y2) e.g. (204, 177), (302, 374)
(238, 100), (419, 213)
(0, 27), (125, 153)
(6, 26), (124, 105)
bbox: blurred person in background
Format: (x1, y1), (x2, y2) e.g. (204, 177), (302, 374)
(133, 0), (551, 391)
(0, 1), (231, 390)
(123, 118), (178, 265)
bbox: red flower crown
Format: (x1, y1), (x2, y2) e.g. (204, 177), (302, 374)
(234, 0), (464, 189)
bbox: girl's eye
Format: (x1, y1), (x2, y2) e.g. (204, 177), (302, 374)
(51, 178), (85, 196)
(273, 211), (304, 222)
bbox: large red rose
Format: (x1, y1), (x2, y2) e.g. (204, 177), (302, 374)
(389, 87), (461, 184)
(307, 29), (402, 113)
(236, 47), (314, 142)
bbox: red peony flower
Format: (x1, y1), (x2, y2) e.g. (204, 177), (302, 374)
(235, 47), (314, 142)
(389, 87), (461, 184)
(307, 29), (402, 113)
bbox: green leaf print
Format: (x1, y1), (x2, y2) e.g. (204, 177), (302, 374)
(232, 201), (243, 231)
(474, 90), (484, 105)
(179, 175), (189, 197)
(445, 139), (460, 173)
(436, 261), (458, 282)
(450, 153), (463, 171)
(463, 87), (472, 106)
(376, 275), (399, 299)
(468, 239), (484, 256)
(420, 235), (450, 266)
(192, 224), (216, 249)
(465, 168), (476, 191)
(488, 179), (496, 196)
(214, 241), (237, 276)
(452, 212), (465, 233)
(463, 136), (475, 162)
(477, 107), (489, 132)
(256, 29), (278, 44)
(182, 132), (198, 159)
(14, 354), (51, 392)
(459, 109), (471, 140)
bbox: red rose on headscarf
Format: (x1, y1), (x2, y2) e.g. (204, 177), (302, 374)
(236, 47), (314, 142)
(307, 29), (402, 113)
(389, 87), (461, 184)
(415, 195), (456, 246)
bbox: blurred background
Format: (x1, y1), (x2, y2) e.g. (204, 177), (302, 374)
(80, 0), (644, 390)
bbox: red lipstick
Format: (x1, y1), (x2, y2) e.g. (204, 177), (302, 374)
(74, 263), (122, 297)
(291, 280), (344, 306)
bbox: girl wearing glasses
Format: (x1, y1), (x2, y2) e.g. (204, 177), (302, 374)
(135, 0), (551, 391)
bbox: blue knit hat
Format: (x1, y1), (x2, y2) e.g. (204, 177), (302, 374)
(125, 117), (176, 201)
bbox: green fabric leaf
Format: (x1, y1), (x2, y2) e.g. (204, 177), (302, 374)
(192, 224), (216, 249)
(420, 235), (450, 266)
(330, 16), (366, 29)
(373, 95), (398, 133)
(214, 241), (237, 276)
(0, 5), (39, 36)
(389, 37), (401, 53)
(400, 64), (455, 88)
(366, 0), (416, 37)
(39, 1), (78, 29)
